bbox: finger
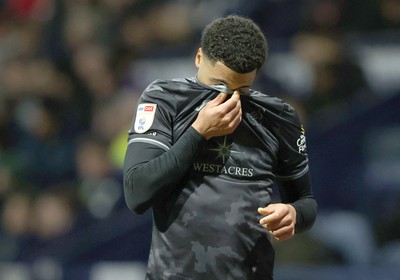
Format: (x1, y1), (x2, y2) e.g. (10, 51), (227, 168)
(270, 226), (295, 241)
(259, 204), (291, 220)
(258, 205), (275, 216)
(218, 96), (240, 115)
(226, 110), (242, 132)
(230, 91), (241, 100)
(260, 218), (277, 231)
(259, 210), (281, 224)
(203, 93), (228, 110)
(209, 93), (228, 106)
(221, 99), (241, 123)
(220, 90), (240, 105)
(262, 218), (291, 233)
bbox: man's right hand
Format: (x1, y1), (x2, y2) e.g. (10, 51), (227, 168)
(192, 91), (242, 140)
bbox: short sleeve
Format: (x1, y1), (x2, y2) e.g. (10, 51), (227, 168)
(127, 80), (175, 150)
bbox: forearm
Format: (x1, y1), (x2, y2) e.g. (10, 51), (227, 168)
(278, 172), (318, 232)
(291, 196), (317, 232)
(124, 127), (206, 214)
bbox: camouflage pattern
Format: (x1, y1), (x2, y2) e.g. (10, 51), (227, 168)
(129, 77), (308, 279)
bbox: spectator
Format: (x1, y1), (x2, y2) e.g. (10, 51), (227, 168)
(291, 31), (377, 127)
(75, 134), (123, 219)
(11, 96), (75, 188)
(0, 187), (34, 261)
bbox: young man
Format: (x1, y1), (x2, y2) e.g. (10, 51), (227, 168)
(123, 15), (317, 279)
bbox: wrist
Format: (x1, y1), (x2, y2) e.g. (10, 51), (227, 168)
(288, 203), (297, 228)
(191, 122), (210, 140)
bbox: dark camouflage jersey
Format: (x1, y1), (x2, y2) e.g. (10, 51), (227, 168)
(128, 77), (309, 279)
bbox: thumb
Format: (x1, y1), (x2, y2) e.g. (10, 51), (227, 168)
(258, 205), (275, 215)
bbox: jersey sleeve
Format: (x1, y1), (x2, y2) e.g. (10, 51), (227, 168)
(128, 80), (174, 149)
(278, 172), (317, 232)
(124, 126), (206, 214)
(274, 102), (317, 232)
(275, 102), (309, 181)
(124, 80), (207, 214)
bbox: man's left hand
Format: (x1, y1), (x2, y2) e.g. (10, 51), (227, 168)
(258, 203), (297, 241)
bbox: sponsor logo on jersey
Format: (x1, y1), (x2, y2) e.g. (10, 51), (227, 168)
(193, 136), (254, 177)
(297, 124), (307, 153)
(193, 163), (254, 177)
(208, 136), (239, 164)
(134, 103), (157, 133)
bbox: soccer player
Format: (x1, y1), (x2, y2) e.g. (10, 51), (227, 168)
(123, 15), (317, 279)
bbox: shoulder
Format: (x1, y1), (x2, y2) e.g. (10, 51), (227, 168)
(139, 77), (203, 113)
(143, 78), (197, 96)
(247, 90), (297, 120)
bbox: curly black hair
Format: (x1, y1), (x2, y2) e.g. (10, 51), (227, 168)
(200, 15), (268, 73)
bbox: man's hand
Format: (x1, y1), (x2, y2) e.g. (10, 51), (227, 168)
(192, 91), (242, 140)
(258, 203), (297, 241)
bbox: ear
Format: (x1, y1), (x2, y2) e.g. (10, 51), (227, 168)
(195, 48), (202, 68)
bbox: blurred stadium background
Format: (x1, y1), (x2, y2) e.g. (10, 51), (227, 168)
(0, 0), (399, 279)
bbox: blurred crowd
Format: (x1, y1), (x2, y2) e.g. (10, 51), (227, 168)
(0, 0), (399, 269)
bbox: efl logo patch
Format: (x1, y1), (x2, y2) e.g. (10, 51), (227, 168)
(134, 103), (157, 133)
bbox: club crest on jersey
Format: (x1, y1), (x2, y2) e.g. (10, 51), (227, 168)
(134, 103), (157, 133)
